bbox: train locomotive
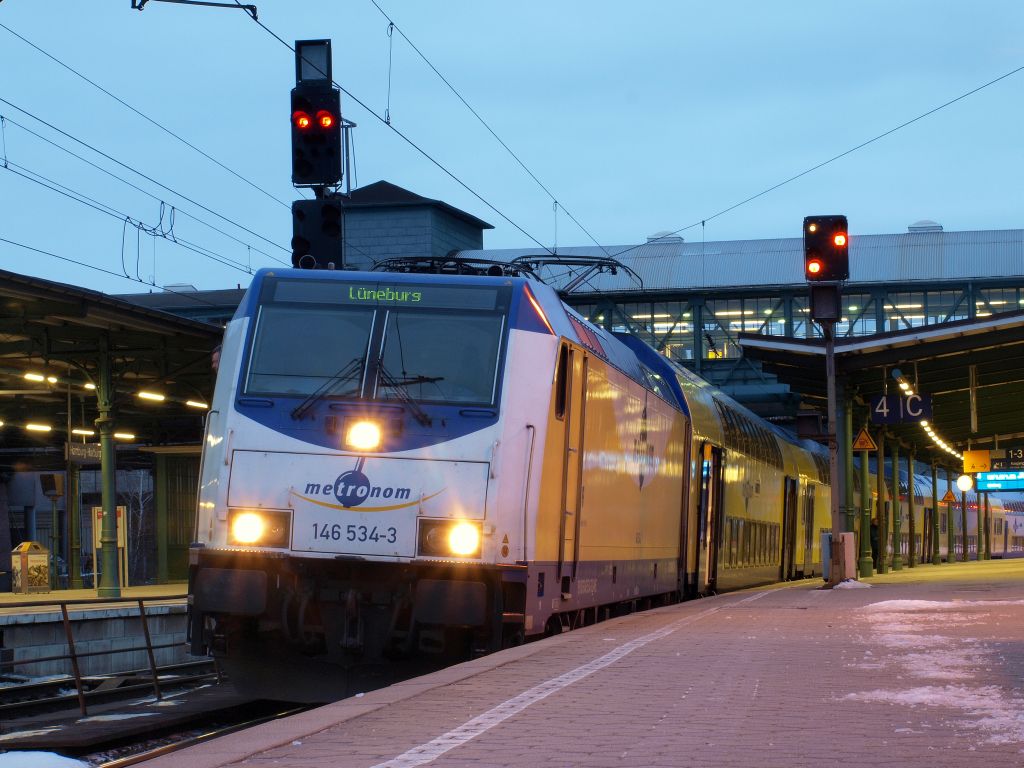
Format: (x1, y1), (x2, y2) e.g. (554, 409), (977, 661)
(186, 265), (1014, 699)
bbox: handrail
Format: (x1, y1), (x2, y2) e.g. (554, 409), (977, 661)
(4, 593), (186, 609)
(0, 594), (199, 716)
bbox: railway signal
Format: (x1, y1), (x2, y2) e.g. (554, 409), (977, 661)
(802, 214), (851, 582)
(291, 40), (342, 187)
(291, 197), (343, 269)
(803, 215), (849, 282)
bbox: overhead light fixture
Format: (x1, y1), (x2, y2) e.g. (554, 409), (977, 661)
(84, 382), (96, 390)
(113, 432), (136, 440)
(71, 428), (96, 436)
(957, 474), (974, 492)
(46, 376), (58, 384)
(137, 391), (166, 402)
(24, 373), (45, 382)
(186, 400), (209, 409)
(25, 423), (52, 432)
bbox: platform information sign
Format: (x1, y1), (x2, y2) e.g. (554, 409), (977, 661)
(991, 446), (1024, 471)
(963, 450), (991, 474)
(976, 470), (1024, 491)
(870, 393), (932, 424)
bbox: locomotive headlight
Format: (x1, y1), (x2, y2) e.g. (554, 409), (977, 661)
(231, 512), (265, 544)
(346, 419), (382, 451)
(228, 509), (291, 547)
(418, 519), (482, 558)
(448, 521), (481, 556)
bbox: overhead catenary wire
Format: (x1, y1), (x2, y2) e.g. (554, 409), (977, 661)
(366, 0), (611, 258)
(2, 110), (376, 274)
(0, 96), (292, 258)
(0, 22), (295, 211)
(232, 2), (555, 256)
(610, 63), (1024, 261)
(0, 235), (235, 309)
(2, 158), (258, 275)
(0, 109), (290, 266)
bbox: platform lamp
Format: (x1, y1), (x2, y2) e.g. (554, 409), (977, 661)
(40, 473), (65, 589)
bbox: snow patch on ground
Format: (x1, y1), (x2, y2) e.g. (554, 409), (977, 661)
(902, 649), (984, 680)
(864, 599), (1024, 612)
(76, 712), (160, 723)
(833, 579), (872, 589)
(873, 633), (950, 649)
(0, 752), (88, 767)
(845, 685), (1024, 744)
(0, 727), (63, 743)
(846, 596), (1024, 746)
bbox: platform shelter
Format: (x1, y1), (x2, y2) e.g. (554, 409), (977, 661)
(0, 268), (221, 595)
(739, 309), (1024, 575)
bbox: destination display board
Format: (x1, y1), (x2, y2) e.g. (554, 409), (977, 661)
(976, 470), (1024, 492)
(272, 279), (505, 311)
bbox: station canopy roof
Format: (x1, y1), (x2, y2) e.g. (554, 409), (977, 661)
(0, 269), (222, 467)
(739, 309), (1024, 467)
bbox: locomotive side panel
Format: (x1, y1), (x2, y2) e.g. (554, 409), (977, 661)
(523, 340), (688, 635)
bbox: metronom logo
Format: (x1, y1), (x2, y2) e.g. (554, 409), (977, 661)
(303, 470), (411, 509)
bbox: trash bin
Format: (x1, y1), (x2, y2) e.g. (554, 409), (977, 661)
(11, 542), (50, 594)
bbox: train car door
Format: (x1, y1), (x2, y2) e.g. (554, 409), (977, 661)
(557, 344), (586, 585)
(780, 477), (798, 580)
(696, 443), (724, 593)
(802, 486), (816, 576)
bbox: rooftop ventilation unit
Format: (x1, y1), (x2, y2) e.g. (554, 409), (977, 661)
(908, 220), (943, 233)
(647, 231), (684, 244)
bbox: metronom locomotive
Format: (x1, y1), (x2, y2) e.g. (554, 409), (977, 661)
(188, 265), (1014, 700)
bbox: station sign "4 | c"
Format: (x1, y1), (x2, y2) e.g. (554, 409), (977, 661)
(870, 393), (932, 425)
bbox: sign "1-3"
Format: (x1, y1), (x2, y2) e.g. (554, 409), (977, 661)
(870, 393), (933, 425)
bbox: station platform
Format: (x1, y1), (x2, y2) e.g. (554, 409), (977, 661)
(136, 560), (1024, 768)
(0, 584), (185, 612)
(0, 585), (189, 678)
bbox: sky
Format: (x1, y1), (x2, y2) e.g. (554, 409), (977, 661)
(0, 1), (1021, 295)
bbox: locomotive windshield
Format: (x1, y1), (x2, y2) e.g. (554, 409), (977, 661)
(246, 304), (373, 396)
(377, 310), (504, 404)
(244, 277), (508, 405)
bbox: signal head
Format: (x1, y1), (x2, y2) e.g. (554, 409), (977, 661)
(290, 87), (343, 187)
(802, 214), (849, 282)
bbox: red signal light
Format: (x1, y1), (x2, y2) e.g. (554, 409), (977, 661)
(293, 111), (311, 130)
(807, 259), (823, 276)
(833, 233), (847, 247)
(317, 110), (335, 129)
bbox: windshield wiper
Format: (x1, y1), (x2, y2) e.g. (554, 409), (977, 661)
(291, 358), (364, 420)
(375, 362), (436, 426)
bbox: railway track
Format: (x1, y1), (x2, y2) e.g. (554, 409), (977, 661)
(88, 701), (311, 767)
(0, 659), (219, 720)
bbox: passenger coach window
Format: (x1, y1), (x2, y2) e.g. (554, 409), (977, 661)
(246, 305), (374, 396)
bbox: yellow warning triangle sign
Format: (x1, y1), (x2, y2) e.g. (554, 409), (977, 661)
(852, 427), (878, 452)
(941, 489), (958, 503)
